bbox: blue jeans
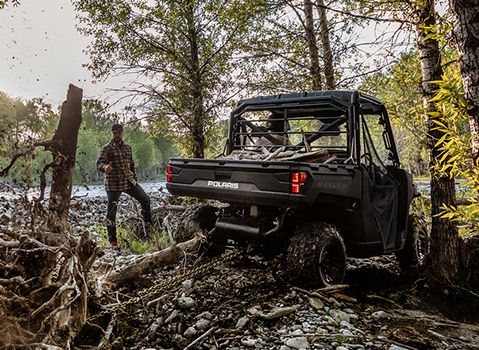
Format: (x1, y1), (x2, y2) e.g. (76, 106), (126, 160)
(106, 183), (151, 243)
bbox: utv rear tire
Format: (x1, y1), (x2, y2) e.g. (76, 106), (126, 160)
(395, 214), (428, 273)
(287, 221), (346, 287)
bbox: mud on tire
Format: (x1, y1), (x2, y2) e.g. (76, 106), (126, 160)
(287, 221), (346, 288)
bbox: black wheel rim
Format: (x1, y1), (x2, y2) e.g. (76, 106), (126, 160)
(319, 240), (343, 284)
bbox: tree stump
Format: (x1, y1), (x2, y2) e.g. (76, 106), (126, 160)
(48, 84), (83, 233)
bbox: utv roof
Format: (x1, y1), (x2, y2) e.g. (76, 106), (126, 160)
(234, 90), (385, 115)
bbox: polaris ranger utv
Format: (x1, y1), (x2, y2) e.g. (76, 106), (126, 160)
(166, 91), (420, 287)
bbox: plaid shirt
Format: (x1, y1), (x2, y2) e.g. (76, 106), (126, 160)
(96, 140), (137, 192)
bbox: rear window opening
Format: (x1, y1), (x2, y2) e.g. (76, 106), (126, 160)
(228, 106), (350, 164)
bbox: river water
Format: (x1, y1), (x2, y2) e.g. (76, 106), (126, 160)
(0, 181), (168, 200)
(0, 180), (470, 200)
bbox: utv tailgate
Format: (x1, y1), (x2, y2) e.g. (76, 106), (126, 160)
(166, 158), (303, 207)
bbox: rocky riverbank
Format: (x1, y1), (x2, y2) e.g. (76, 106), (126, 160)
(82, 250), (478, 350)
(0, 191), (478, 350)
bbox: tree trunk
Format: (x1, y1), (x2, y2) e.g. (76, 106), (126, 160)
(316, 0), (335, 89)
(48, 84), (83, 232)
(186, 0), (205, 158)
(416, 0), (460, 285)
(304, 0), (322, 90)
(449, 0), (479, 162)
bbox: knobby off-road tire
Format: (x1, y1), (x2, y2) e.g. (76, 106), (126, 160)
(287, 221), (346, 288)
(395, 214), (428, 274)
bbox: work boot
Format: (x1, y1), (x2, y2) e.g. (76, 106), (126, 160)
(110, 240), (119, 250)
(107, 225), (117, 242)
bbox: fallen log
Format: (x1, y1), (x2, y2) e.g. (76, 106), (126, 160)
(106, 235), (203, 285)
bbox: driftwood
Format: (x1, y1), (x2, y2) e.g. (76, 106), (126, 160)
(106, 234), (203, 285)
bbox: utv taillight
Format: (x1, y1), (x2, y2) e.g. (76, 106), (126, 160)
(291, 171), (307, 193)
(166, 164), (172, 182)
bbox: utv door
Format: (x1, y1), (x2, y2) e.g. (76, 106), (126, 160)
(360, 113), (402, 253)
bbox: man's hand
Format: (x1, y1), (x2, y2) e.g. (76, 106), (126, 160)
(104, 162), (113, 174)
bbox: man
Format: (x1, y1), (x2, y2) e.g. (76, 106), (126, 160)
(96, 123), (152, 248)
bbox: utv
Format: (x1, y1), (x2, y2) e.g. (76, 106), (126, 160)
(166, 91), (421, 287)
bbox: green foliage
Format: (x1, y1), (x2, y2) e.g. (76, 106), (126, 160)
(74, 0), (268, 157)
(0, 92), (58, 185)
(246, 1), (368, 92)
(430, 69), (479, 234)
(75, 101), (178, 184)
(360, 50), (429, 175)
(105, 225), (172, 254)
(0, 91), (177, 185)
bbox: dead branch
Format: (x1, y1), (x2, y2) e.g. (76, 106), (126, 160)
(316, 284), (349, 294)
(0, 237), (20, 248)
(183, 326), (216, 350)
(0, 276), (24, 286)
(0, 141), (52, 177)
(98, 314), (117, 350)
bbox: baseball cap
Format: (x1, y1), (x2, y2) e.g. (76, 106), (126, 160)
(112, 124), (124, 132)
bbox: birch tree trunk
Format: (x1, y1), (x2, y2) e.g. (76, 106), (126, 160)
(416, 0), (460, 285)
(316, 0), (335, 89)
(449, 0), (479, 162)
(304, 0), (322, 90)
(48, 84), (83, 232)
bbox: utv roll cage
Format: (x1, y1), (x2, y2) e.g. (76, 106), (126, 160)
(226, 90), (400, 167)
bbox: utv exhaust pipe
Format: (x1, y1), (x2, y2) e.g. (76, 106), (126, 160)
(213, 209), (288, 241)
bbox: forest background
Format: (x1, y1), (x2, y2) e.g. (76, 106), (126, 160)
(1, 2), (479, 347)
(2, 0), (479, 285)
(1, 0), (437, 187)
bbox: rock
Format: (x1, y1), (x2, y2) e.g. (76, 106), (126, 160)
(389, 346), (409, 350)
(330, 309), (351, 323)
(236, 316), (249, 328)
(339, 320), (351, 329)
(165, 310), (179, 323)
(336, 347), (349, 350)
(344, 308), (355, 314)
(177, 296), (195, 309)
(341, 329), (353, 336)
(315, 327), (328, 334)
(172, 334), (187, 347)
(285, 336), (309, 349)
(196, 311), (213, 320)
(280, 346), (291, 350)
(248, 305), (299, 320)
(184, 326), (197, 338)
(349, 313), (359, 321)
(182, 279), (194, 290)
(371, 310), (388, 319)
(147, 323), (160, 340)
(309, 297), (324, 310)
(195, 318), (210, 330)
(241, 338), (257, 347)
